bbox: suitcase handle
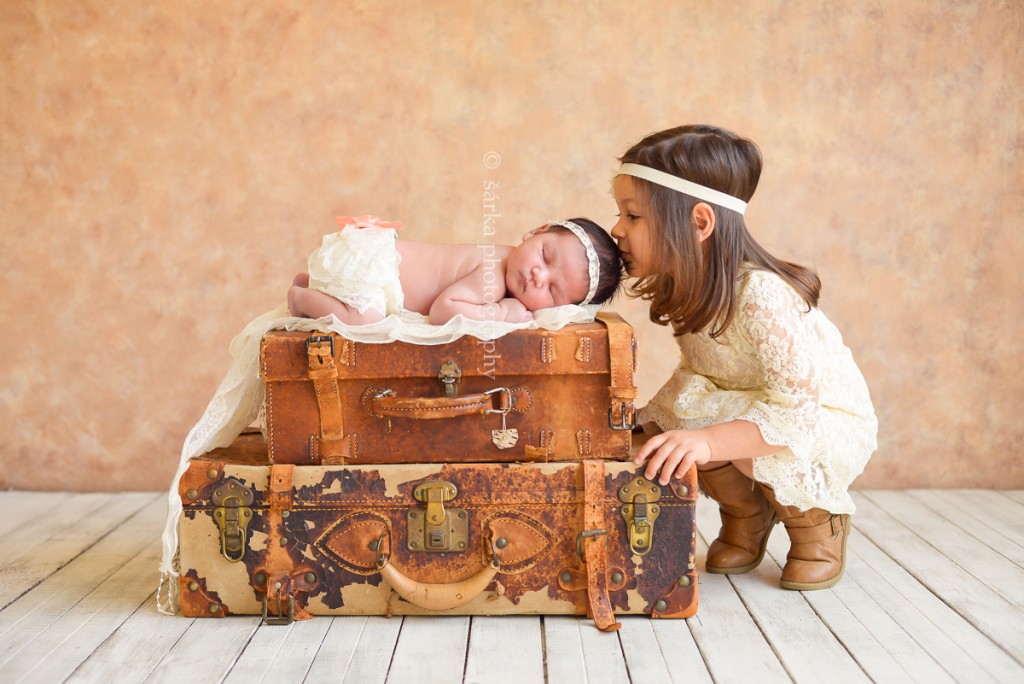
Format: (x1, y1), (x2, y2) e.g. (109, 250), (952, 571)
(374, 530), (502, 611)
(378, 560), (499, 611)
(364, 386), (532, 420)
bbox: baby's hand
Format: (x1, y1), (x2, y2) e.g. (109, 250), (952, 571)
(633, 429), (712, 485)
(499, 298), (534, 323)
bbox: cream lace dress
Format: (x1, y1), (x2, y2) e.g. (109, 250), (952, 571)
(639, 269), (877, 514)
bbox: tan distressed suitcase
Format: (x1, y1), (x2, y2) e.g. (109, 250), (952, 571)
(259, 312), (638, 465)
(178, 431), (698, 631)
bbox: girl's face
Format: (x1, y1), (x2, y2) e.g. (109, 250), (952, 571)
(610, 175), (655, 278)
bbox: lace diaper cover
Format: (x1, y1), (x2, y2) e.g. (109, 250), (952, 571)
(639, 269), (878, 514)
(307, 221), (404, 315)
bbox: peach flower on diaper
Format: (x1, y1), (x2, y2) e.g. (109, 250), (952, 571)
(335, 215), (404, 231)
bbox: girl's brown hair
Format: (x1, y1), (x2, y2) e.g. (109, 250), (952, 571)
(620, 124), (820, 337)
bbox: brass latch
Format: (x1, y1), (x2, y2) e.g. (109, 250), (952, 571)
(437, 359), (462, 397)
(211, 477), (254, 562)
(409, 480), (468, 552)
(619, 477), (661, 556)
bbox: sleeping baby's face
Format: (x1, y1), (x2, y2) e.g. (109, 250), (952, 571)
(504, 227), (590, 311)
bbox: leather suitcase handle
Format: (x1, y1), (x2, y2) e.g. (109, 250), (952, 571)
(378, 561), (499, 611)
(373, 527), (502, 610)
(365, 386), (532, 420)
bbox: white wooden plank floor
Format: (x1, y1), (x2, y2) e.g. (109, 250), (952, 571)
(1, 490), (1022, 683)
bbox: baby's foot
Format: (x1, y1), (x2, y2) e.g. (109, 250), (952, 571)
(292, 272), (310, 288)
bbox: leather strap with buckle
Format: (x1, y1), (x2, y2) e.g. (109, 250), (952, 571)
(581, 460), (621, 632)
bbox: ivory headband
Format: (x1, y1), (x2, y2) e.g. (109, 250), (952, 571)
(617, 163), (748, 215)
(548, 220), (599, 306)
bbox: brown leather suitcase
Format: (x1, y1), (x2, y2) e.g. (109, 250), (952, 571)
(259, 313), (638, 465)
(177, 431), (698, 630)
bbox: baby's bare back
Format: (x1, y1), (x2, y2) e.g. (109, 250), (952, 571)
(395, 239), (513, 315)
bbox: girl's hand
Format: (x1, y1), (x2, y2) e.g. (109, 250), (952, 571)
(633, 429), (712, 485)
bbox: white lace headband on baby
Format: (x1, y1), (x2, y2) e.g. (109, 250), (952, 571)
(547, 220), (600, 306)
(616, 163), (748, 215)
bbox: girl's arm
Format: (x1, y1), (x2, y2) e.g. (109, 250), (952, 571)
(633, 421), (785, 485)
(635, 273), (822, 485)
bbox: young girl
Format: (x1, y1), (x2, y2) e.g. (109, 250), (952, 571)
(287, 215), (623, 325)
(615, 125), (877, 590)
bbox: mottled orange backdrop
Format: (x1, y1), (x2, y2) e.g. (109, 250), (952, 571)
(1, 1), (1021, 491)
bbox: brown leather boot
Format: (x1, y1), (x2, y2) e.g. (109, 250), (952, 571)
(698, 463), (777, 574)
(760, 484), (850, 590)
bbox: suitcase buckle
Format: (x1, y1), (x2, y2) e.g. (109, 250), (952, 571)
(608, 403), (637, 431)
(306, 335), (335, 360)
(261, 594), (295, 626)
(575, 528), (608, 561)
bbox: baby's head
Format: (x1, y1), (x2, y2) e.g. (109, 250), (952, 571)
(505, 218), (624, 311)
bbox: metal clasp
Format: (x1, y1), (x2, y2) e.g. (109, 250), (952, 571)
(619, 477), (662, 556)
(211, 478), (254, 563)
(410, 481), (467, 552)
(437, 359), (462, 397)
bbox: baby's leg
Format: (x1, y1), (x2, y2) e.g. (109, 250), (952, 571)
(287, 284), (385, 325)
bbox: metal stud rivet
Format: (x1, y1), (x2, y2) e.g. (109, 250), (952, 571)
(188, 581), (199, 592)
(610, 572), (623, 584)
(411, 541), (419, 548)
(495, 537), (508, 549)
(254, 573), (267, 585)
(185, 488), (198, 499)
(207, 468), (219, 479)
(678, 576), (691, 587)
(677, 485), (689, 497)
(560, 571), (573, 584)
(208, 603), (221, 614)
(410, 512), (418, 519)
(274, 581), (282, 589)
(654, 600), (667, 611)
(304, 572), (316, 584)
(282, 510), (290, 518)
(458, 542), (466, 549)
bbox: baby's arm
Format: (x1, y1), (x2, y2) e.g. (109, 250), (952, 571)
(429, 266), (532, 324)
